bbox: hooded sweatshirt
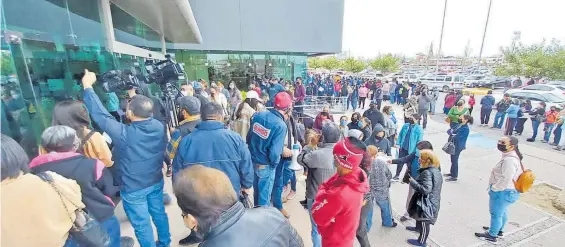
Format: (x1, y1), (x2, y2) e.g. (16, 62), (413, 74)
(312, 167), (369, 247)
(364, 124), (392, 156)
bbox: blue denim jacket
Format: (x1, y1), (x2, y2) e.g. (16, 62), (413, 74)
(247, 109), (287, 168)
(506, 104), (520, 118)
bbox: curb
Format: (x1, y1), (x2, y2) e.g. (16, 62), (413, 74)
(462, 88), (491, 95)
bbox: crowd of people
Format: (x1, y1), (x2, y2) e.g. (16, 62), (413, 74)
(0, 69), (543, 247)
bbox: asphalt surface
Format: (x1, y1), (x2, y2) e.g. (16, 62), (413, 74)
(114, 97), (565, 247)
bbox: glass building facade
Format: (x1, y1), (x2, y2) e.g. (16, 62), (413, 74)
(0, 0), (309, 159)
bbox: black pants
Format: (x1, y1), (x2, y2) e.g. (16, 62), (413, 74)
(359, 97), (367, 109)
(395, 148), (409, 177)
(295, 101), (304, 118)
(515, 118), (528, 134)
(469, 106), (474, 114)
(480, 108), (492, 125)
(505, 118), (517, 135)
(356, 200), (373, 247)
(416, 220), (431, 245)
(376, 99), (382, 111)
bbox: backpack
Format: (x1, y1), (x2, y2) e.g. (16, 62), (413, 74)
(513, 160), (535, 193)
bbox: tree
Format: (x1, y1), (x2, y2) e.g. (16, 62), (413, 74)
(320, 56), (341, 70)
(307, 57), (322, 69)
(1, 52), (15, 76)
(368, 54), (400, 73)
(495, 36), (565, 80)
(341, 57), (366, 73)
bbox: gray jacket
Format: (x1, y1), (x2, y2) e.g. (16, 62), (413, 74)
(298, 143), (337, 199)
(383, 115), (397, 137)
(409, 167), (443, 224)
(369, 158), (392, 201)
(201, 202), (304, 247)
(417, 95), (431, 111)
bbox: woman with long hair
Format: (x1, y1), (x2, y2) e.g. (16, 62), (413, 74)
(52, 100), (113, 167)
(233, 91), (260, 141)
(475, 136), (524, 244)
(445, 115), (473, 182)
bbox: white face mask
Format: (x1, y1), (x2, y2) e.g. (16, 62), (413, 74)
(181, 90), (188, 96)
(229, 85), (234, 89)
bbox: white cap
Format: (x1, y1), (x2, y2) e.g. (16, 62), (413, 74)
(245, 90), (262, 102)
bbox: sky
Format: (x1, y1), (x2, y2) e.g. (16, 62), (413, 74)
(342, 0), (565, 58)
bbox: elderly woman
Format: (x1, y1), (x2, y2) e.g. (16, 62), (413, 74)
(28, 126), (129, 247)
(174, 165), (304, 247)
(1, 134), (85, 247)
(406, 149), (443, 247)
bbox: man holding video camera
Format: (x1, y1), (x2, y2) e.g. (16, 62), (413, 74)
(81, 69), (171, 247)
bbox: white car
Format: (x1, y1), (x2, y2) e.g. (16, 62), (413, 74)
(463, 75), (486, 87)
(506, 84), (565, 96)
(505, 91), (565, 110)
(420, 74), (466, 92)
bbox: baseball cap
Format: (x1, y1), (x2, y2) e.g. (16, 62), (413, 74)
(192, 81), (202, 89)
(273, 91), (292, 110)
(333, 137), (366, 170)
(245, 90), (261, 101)
(177, 96), (201, 115)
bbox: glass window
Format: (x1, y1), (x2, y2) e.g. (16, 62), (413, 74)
(111, 3), (162, 50)
(444, 76), (452, 82)
(524, 93), (545, 102)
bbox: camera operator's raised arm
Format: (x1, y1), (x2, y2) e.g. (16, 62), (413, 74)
(82, 69), (125, 147)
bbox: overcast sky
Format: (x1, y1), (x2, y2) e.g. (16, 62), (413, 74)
(342, 0), (565, 58)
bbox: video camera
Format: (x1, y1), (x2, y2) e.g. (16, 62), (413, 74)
(95, 54), (185, 93)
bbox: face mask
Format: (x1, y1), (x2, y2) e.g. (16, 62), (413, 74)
(375, 136), (383, 140)
(340, 120), (347, 126)
(181, 91), (188, 96)
(497, 143), (508, 152)
(229, 85), (234, 89)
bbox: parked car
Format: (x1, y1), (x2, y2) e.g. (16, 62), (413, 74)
(420, 74), (465, 92)
(506, 84), (565, 96)
(463, 75), (486, 87)
(506, 91), (565, 110)
(467, 76), (511, 89)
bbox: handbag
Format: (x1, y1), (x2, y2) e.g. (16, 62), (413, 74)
(442, 140), (455, 155)
(36, 172), (110, 247)
(408, 192), (435, 222)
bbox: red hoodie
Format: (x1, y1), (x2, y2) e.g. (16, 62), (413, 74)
(312, 167), (369, 247)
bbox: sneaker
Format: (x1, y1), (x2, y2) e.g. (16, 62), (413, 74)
(550, 142), (558, 146)
(392, 176), (400, 181)
(526, 138), (535, 142)
(406, 239), (426, 246)
(445, 177), (458, 182)
(120, 237), (135, 247)
(541, 140), (548, 143)
(443, 173), (452, 177)
(179, 233), (203, 246)
(482, 226), (504, 237)
(405, 226), (418, 232)
(286, 190), (296, 200)
(400, 216), (410, 222)
(283, 185), (289, 193)
(554, 146), (563, 151)
(475, 232), (498, 243)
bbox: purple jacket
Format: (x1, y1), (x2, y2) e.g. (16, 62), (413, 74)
(294, 84), (306, 102)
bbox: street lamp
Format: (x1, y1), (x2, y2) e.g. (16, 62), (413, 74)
(478, 0), (493, 68)
(435, 0), (448, 75)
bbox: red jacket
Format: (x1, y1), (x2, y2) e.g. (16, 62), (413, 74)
(469, 96), (476, 106)
(312, 167), (369, 247)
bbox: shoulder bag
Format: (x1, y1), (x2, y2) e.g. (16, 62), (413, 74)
(442, 126), (460, 155)
(37, 172), (109, 247)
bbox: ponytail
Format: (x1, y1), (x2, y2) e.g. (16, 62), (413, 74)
(514, 145), (524, 160)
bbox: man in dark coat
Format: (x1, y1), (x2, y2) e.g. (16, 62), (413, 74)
(363, 101), (386, 129)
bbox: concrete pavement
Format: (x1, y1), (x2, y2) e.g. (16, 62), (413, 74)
(116, 99), (565, 247)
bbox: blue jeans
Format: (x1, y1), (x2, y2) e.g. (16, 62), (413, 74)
(554, 124), (562, 144)
(253, 164), (277, 206)
(531, 119), (541, 139)
(121, 180), (170, 247)
(430, 101), (436, 114)
(450, 150), (462, 178)
(366, 206), (373, 231)
(375, 199), (394, 227)
(493, 112), (506, 129)
(64, 215), (121, 247)
(307, 199), (322, 247)
(272, 159), (290, 209)
(544, 123), (556, 142)
(389, 93), (396, 104)
(285, 165), (297, 192)
(488, 189), (520, 237)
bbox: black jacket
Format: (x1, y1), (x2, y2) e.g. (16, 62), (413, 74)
(363, 108), (386, 128)
(201, 202), (304, 247)
(31, 155), (119, 221)
(364, 124), (391, 156)
(409, 167), (443, 224)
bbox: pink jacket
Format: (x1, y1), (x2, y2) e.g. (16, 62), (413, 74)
(358, 87), (369, 97)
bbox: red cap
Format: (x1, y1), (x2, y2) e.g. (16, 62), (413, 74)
(333, 138), (365, 169)
(274, 92), (292, 110)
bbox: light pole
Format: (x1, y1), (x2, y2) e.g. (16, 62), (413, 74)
(435, 0), (448, 75)
(478, 0), (493, 68)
